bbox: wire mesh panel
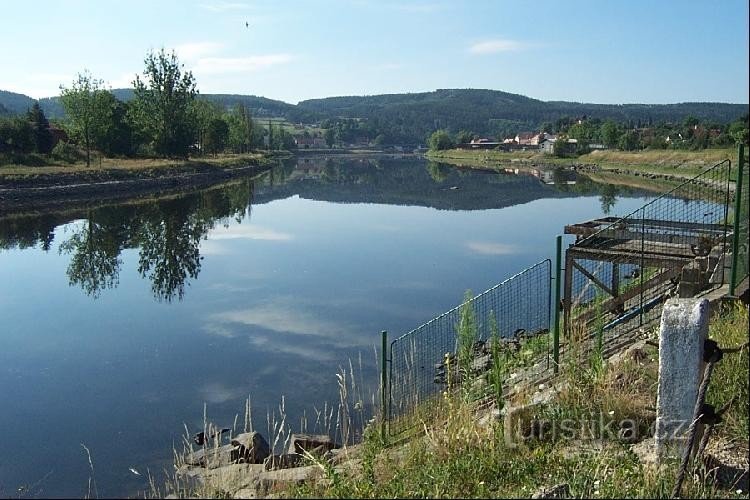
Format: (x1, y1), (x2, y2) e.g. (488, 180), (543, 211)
(388, 260), (551, 435)
(732, 157), (749, 291)
(564, 160), (734, 347)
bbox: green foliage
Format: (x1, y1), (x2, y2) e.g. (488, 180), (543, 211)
(130, 49), (198, 158)
(324, 127), (336, 148)
(51, 141), (84, 164)
(706, 303), (749, 441)
(0, 115), (34, 153)
(427, 129), (454, 151)
(204, 117), (229, 154)
(618, 130), (640, 151)
(226, 103), (255, 153)
(455, 129), (473, 145)
(456, 290), (477, 379)
(59, 71), (116, 166)
(599, 120), (620, 148)
(553, 135), (570, 157)
(488, 313), (503, 407)
(27, 102), (54, 154)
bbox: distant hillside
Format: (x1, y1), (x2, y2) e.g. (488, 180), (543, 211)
(2, 87), (746, 143)
(297, 89), (749, 142)
(0, 90), (37, 115)
(2, 88), (322, 122)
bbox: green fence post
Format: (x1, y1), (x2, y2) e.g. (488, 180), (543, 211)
(730, 144), (745, 296)
(552, 235), (562, 373)
(380, 330), (388, 442)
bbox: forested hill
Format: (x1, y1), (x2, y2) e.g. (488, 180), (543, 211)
(2, 87), (746, 142)
(0, 89), (314, 121)
(296, 89), (748, 142)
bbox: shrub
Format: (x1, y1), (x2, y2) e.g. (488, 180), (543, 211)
(52, 141), (84, 163)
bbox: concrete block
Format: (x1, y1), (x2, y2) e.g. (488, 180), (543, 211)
(655, 298), (709, 462)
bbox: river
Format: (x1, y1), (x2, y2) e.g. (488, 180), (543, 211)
(1, 156), (667, 497)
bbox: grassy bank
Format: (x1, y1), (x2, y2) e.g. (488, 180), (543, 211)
(427, 147), (739, 180)
(0, 152), (286, 179)
(287, 302), (748, 499)
(152, 300), (748, 498)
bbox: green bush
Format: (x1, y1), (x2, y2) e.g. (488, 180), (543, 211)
(52, 141), (84, 163)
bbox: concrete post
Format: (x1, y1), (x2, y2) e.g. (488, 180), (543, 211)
(655, 298), (709, 462)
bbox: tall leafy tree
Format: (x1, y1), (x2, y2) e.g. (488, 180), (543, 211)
(204, 117), (229, 154)
(27, 102), (54, 154)
(130, 49), (198, 158)
(59, 71), (113, 166)
(427, 129), (454, 151)
(599, 120), (620, 148)
(227, 103), (254, 153)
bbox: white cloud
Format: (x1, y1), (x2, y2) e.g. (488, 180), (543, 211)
(200, 1), (251, 12)
(210, 305), (355, 342)
(468, 39), (529, 55)
(175, 41), (225, 61)
(465, 241), (519, 255)
(207, 223), (293, 241)
(198, 382), (247, 404)
(192, 54), (293, 75)
(105, 72), (137, 90)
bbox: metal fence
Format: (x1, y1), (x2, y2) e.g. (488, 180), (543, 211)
(387, 260), (551, 435)
(379, 150), (746, 439)
(563, 159), (735, 346)
(730, 145), (748, 296)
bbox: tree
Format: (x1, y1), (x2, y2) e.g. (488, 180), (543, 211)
(618, 130), (640, 151)
(59, 71), (113, 166)
(193, 99), (223, 154)
(204, 117), (229, 154)
(427, 130), (454, 151)
(0, 116), (34, 153)
(27, 102), (54, 154)
(455, 130), (472, 145)
(130, 49), (198, 158)
(553, 135), (569, 157)
(227, 103), (254, 153)
(599, 121), (619, 148)
(324, 127), (336, 148)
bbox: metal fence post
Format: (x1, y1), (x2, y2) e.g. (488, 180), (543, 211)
(380, 330), (388, 442)
(730, 144), (745, 296)
(552, 235), (562, 373)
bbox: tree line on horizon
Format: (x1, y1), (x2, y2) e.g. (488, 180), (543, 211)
(1, 51), (748, 164)
(0, 49), (296, 167)
(427, 112), (749, 154)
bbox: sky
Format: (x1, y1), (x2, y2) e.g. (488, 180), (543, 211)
(1, 0), (748, 104)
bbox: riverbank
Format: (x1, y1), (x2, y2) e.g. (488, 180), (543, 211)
(427, 147), (739, 185)
(0, 152), (288, 213)
(152, 298), (748, 498)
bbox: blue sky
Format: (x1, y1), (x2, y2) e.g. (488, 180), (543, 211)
(2, 0), (748, 104)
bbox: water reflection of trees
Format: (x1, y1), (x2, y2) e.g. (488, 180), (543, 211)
(0, 179), (255, 302)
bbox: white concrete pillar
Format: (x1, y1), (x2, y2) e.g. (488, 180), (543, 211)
(655, 298), (709, 462)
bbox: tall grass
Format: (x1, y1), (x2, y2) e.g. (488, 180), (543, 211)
(292, 303), (748, 499)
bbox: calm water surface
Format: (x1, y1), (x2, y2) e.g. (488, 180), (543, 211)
(1, 157), (664, 497)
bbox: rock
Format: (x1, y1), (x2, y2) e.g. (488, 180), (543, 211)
(264, 453), (304, 470)
(258, 465), (324, 494)
(531, 483), (570, 499)
(185, 443), (236, 468)
(287, 433), (339, 455)
(201, 464), (265, 491)
(231, 432), (271, 464)
(471, 354), (493, 373)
